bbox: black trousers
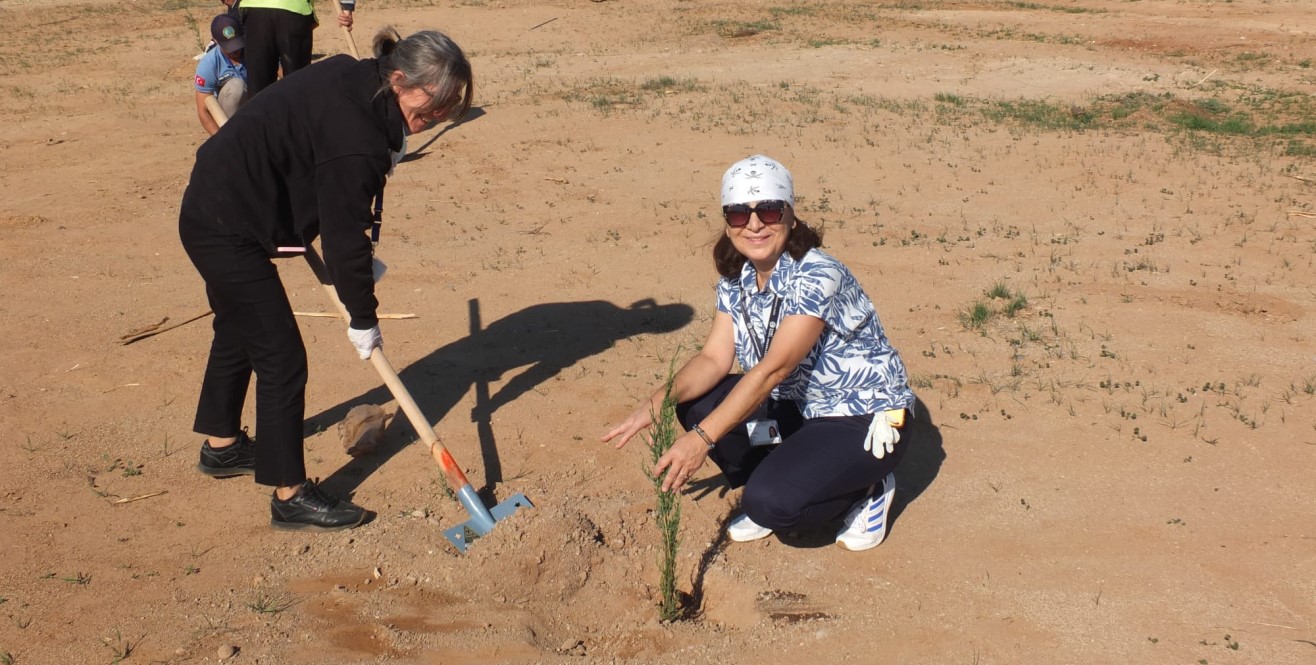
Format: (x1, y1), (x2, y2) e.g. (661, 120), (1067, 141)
(180, 210), (308, 488)
(677, 375), (909, 532)
(241, 7), (315, 98)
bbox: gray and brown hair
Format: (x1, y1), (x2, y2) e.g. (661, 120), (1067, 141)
(374, 27), (474, 122)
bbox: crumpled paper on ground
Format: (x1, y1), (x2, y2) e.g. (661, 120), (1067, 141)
(339, 404), (394, 457)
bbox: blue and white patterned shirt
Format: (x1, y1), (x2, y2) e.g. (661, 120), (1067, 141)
(715, 248), (915, 418)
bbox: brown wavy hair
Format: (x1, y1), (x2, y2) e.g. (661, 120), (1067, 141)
(713, 208), (823, 279)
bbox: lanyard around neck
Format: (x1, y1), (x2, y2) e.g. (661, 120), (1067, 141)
(739, 290), (782, 360)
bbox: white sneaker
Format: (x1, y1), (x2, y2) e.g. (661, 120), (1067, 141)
(727, 514), (773, 542)
(836, 472), (896, 551)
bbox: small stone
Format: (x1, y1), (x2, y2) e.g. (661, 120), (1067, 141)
(295, 544), (310, 555)
(174, 647), (186, 656)
(559, 638), (581, 652)
(252, 575), (265, 586)
(410, 509), (427, 518)
(217, 644), (237, 660)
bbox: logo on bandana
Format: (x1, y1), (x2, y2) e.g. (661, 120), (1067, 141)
(222, 26), (236, 39)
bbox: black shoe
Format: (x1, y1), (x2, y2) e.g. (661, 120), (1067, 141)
(197, 429), (256, 478)
(271, 480), (367, 532)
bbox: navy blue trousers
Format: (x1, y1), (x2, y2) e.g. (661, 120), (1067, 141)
(180, 210), (308, 488)
(677, 375), (908, 532)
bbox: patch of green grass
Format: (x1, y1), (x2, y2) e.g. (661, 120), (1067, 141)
(769, 5), (814, 17)
(566, 76), (705, 115)
(105, 627), (139, 664)
(982, 98), (1095, 130)
(961, 301), (994, 330)
(1004, 294), (1028, 317)
(909, 373), (935, 389)
(561, 77), (646, 114)
(985, 282), (1028, 317)
(639, 76), (702, 93)
(161, 0), (209, 9)
(980, 26), (1085, 45)
(712, 19), (780, 38)
(181, 11), (204, 53)
(908, 87), (1314, 156)
(1006, 1), (1104, 13)
(247, 592), (297, 614)
(1170, 110), (1254, 134)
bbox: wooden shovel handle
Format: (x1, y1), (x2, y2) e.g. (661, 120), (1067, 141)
(302, 247), (470, 487)
(203, 95), (229, 126)
(342, 26), (360, 59)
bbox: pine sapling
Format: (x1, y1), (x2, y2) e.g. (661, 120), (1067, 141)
(644, 368), (683, 622)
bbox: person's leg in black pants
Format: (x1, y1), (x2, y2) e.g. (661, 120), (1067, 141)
(185, 232), (308, 488)
(272, 10), (314, 78)
(196, 274), (309, 488)
(676, 375), (803, 488)
(738, 416), (907, 533)
(678, 374), (910, 535)
(241, 8), (283, 97)
(241, 8), (314, 98)
(181, 202), (366, 530)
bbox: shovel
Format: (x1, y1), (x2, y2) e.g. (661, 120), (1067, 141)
(303, 247), (531, 552)
(338, 1), (360, 59)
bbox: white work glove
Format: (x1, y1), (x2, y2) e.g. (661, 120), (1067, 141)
(863, 410), (904, 460)
(347, 325), (382, 360)
(372, 256), (387, 283)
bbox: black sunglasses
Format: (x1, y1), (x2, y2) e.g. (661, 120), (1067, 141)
(722, 200), (788, 228)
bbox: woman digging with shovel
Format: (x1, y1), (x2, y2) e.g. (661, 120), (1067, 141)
(178, 28), (472, 531)
(604, 155), (918, 551)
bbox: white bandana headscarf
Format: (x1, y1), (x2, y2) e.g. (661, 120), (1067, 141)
(721, 154), (794, 207)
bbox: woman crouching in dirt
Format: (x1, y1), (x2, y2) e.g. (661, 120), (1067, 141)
(603, 155), (918, 551)
(178, 28), (472, 531)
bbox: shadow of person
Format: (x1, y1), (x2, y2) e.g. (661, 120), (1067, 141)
(888, 395), (945, 526)
(311, 298), (694, 499)
(399, 107), (487, 164)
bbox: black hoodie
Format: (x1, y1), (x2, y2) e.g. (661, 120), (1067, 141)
(181, 54), (405, 329)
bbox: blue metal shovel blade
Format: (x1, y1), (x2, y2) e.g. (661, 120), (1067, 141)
(443, 492), (533, 553)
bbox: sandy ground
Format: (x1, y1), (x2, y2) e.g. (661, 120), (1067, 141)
(1, 0), (1315, 663)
